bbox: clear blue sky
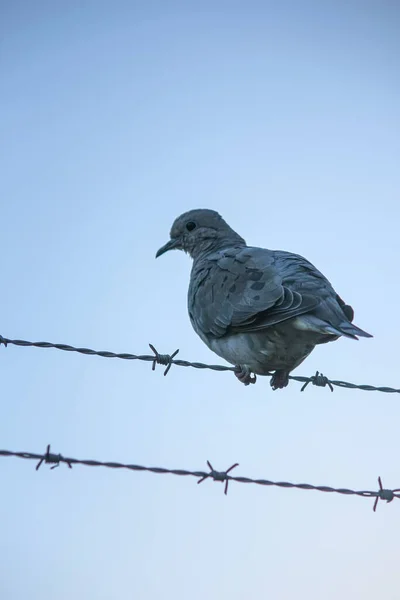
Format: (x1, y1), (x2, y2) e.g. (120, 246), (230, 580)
(1, 2), (399, 599)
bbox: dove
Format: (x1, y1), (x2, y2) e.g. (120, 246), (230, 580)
(156, 209), (372, 390)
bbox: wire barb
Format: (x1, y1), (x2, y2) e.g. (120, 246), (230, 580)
(301, 371), (334, 392)
(1, 334), (399, 394)
(35, 444), (72, 471)
(373, 477), (400, 512)
(149, 344), (180, 376)
(197, 461), (239, 495)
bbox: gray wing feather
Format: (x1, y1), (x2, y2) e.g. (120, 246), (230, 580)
(273, 250), (372, 339)
(189, 247), (321, 338)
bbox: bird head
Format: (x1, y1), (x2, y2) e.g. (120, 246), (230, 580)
(155, 209), (245, 260)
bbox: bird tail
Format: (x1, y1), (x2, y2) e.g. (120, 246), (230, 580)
(294, 314), (372, 339)
(339, 322), (374, 339)
(329, 294), (373, 339)
(324, 321), (373, 340)
(312, 295), (373, 340)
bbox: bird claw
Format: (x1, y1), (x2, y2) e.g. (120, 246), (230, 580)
(270, 370), (289, 390)
(234, 366), (257, 386)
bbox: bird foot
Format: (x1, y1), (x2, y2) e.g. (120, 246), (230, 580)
(270, 370), (289, 390)
(234, 366), (257, 386)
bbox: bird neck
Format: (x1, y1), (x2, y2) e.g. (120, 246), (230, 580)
(190, 234), (246, 260)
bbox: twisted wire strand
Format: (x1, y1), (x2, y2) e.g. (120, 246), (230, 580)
(1, 447), (399, 511)
(0, 335), (398, 394)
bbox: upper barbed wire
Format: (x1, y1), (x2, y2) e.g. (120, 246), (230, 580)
(0, 335), (398, 394)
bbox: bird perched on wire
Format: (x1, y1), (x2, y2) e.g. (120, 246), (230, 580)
(156, 209), (372, 390)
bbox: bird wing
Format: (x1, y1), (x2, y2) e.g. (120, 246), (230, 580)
(189, 246), (322, 338)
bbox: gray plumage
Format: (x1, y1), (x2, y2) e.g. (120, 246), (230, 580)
(156, 209), (372, 389)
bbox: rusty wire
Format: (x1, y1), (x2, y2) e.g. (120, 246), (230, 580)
(0, 446), (399, 511)
(0, 334), (398, 394)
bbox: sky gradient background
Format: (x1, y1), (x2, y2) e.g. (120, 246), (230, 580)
(1, 1), (400, 599)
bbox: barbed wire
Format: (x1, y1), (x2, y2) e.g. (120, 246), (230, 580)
(0, 334), (398, 394)
(1, 445), (399, 512)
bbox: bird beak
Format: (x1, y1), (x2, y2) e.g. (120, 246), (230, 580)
(155, 238), (181, 258)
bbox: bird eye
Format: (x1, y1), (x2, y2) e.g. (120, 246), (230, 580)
(186, 221), (196, 232)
